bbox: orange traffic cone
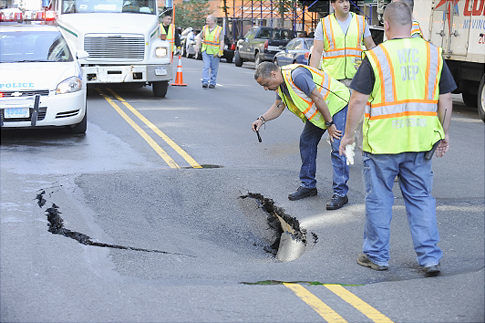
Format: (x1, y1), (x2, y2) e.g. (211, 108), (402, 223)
(171, 54), (187, 86)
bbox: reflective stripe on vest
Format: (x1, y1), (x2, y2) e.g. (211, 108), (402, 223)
(202, 25), (222, 55)
(321, 13), (366, 79)
(161, 24), (175, 52)
(277, 64), (349, 129)
(411, 20), (423, 38)
(364, 38), (445, 154)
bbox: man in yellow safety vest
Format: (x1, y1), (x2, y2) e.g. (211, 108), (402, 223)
(160, 14), (180, 54)
(339, 2), (456, 276)
(252, 62), (351, 210)
(196, 15), (224, 88)
(309, 0), (376, 86)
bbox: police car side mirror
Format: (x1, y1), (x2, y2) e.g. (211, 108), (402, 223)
(76, 50), (89, 59)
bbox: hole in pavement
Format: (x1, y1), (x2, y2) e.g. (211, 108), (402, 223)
(36, 190), (195, 257)
(239, 192), (317, 262)
(181, 164), (223, 169)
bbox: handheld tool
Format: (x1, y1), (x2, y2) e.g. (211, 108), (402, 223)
(254, 125), (262, 143)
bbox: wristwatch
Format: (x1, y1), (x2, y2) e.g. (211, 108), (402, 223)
(325, 120), (334, 127)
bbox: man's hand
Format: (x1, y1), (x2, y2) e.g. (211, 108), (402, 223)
(435, 134), (449, 157)
(327, 124), (342, 143)
(339, 134), (355, 156)
(252, 119), (263, 132)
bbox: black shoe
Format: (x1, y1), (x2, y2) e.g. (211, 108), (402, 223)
(209, 84), (215, 88)
(326, 194), (348, 210)
(357, 254), (388, 271)
(202, 83), (208, 88)
(423, 264), (441, 277)
(288, 186), (317, 201)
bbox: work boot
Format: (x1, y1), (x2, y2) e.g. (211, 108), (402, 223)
(209, 84), (215, 88)
(288, 186), (317, 201)
(422, 264), (441, 277)
(326, 194), (348, 210)
(202, 83), (208, 88)
(357, 254), (388, 271)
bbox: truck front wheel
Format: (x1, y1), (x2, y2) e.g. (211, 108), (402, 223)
(153, 81), (168, 98)
(479, 74), (485, 122)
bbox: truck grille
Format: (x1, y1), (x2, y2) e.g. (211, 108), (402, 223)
(84, 35), (145, 60)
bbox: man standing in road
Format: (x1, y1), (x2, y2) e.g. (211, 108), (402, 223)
(196, 15), (224, 89)
(309, 0), (376, 86)
(252, 62), (351, 210)
(160, 14), (181, 56)
(339, 2), (456, 276)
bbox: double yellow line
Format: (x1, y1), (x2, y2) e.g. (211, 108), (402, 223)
(284, 283), (393, 322)
(97, 88), (201, 169)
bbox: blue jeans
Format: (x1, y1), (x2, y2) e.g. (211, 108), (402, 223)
(299, 105), (349, 197)
(362, 151), (442, 267)
(202, 51), (220, 85)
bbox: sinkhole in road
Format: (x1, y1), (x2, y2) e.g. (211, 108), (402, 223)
(36, 190), (195, 257)
(239, 193), (317, 262)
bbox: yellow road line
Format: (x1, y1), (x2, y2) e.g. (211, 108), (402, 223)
(97, 89), (180, 169)
(108, 89), (202, 168)
(324, 284), (394, 323)
(284, 283), (347, 322)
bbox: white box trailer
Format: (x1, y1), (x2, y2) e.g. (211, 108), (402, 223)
(50, 0), (172, 97)
(415, 0), (485, 121)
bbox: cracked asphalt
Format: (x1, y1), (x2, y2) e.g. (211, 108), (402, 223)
(1, 58), (484, 322)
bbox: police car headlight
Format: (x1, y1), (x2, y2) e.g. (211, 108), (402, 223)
(56, 76), (82, 94)
(155, 46), (168, 58)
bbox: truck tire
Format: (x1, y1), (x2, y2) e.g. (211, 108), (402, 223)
(70, 109), (87, 134)
(153, 81), (168, 98)
(479, 74), (485, 122)
(234, 50), (243, 67)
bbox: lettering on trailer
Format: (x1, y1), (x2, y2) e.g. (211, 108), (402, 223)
(0, 82), (34, 89)
(397, 48), (420, 81)
(435, 0), (485, 34)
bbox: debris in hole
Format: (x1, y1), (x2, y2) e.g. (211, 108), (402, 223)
(240, 192), (316, 261)
(44, 203), (194, 257)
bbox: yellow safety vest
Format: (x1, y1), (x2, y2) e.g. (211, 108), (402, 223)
(277, 64), (350, 130)
(201, 25), (222, 55)
(160, 23), (175, 53)
(320, 13), (366, 80)
(411, 20), (423, 38)
(363, 38), (445, 154)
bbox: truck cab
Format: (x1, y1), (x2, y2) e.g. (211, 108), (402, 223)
(50, 0), (172, 97)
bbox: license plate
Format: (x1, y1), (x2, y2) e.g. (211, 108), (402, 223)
(155, 68), (167, 76)
(267, 46), (280, 51)
(4, 107), (29, 119)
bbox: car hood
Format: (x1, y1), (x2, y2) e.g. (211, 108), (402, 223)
(0, 62), (80, 91)
(58, 13), (158, 36)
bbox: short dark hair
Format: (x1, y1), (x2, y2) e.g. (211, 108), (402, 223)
(397, 0), (414, 12)
(254, 62), (279, 81)
(384, 2), (412, 27)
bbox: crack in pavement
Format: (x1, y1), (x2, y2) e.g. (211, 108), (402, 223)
(36, 190), (195, 258)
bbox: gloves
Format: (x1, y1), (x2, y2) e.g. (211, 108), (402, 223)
(218, 49), (223, 58)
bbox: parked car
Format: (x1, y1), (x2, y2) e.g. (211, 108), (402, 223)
(234, 26), (295, 67)
(0, 24), (87, 134)
(274, 37), (314, 67)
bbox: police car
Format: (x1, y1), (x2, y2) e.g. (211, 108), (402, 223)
(0, 24), (87, 133)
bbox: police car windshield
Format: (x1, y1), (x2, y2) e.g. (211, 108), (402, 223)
(61, 0), (156, 14)
(0, 31), (73, 63)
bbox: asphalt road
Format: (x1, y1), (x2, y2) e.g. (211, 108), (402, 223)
(1, 57), (484, 322)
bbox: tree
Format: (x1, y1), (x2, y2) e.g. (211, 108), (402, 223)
(174, 0), (211, 30)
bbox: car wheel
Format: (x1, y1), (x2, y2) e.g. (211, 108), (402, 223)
(70, 108), (87, 134)
(254, 53), (261, 67)
(234, 50), (243, 67)
(478, 74), (485, 122)
(153, 81), (168, 98)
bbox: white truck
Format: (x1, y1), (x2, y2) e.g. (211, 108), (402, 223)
(414, 0), (485, 121)
(49, 0), (172, 97)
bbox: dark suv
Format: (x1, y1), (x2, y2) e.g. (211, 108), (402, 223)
(234, 26), (295, 67)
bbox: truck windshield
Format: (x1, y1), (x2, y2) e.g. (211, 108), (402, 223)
(61, 0), (156, 14)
